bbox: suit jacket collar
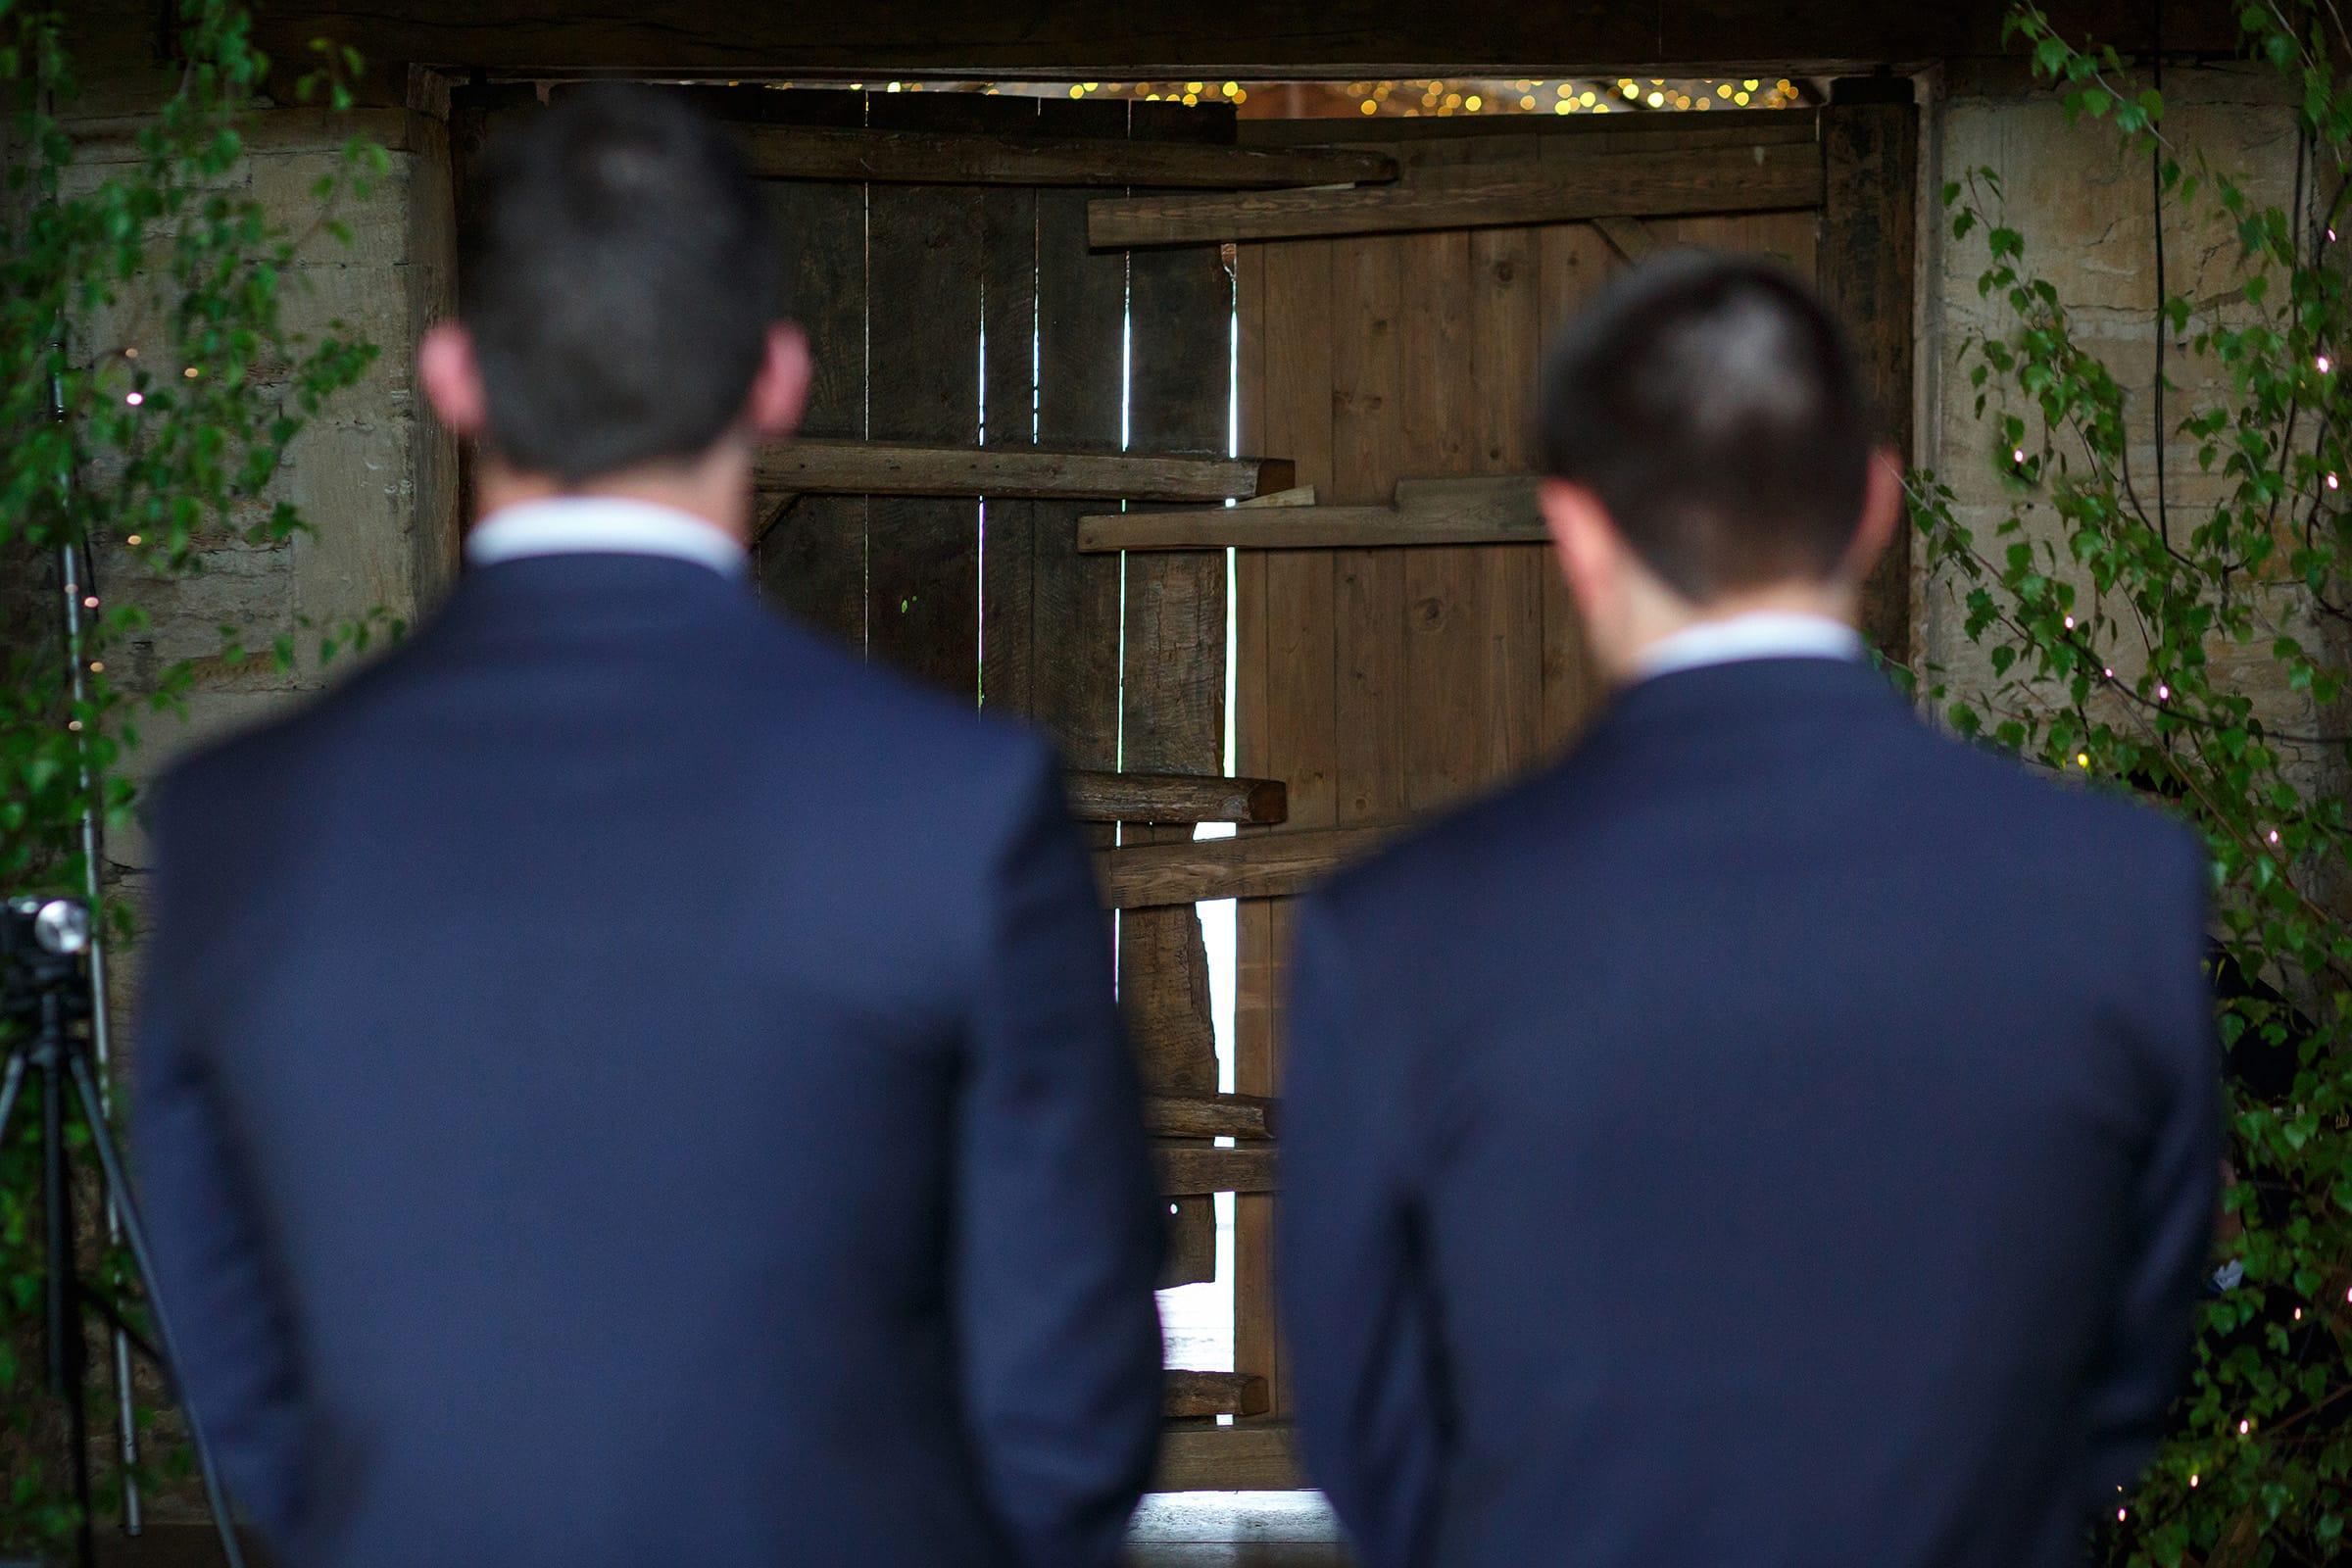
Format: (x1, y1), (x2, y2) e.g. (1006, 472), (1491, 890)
(1585, 654), (1912, 753)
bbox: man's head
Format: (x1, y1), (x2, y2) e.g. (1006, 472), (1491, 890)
(1535, 251), (1900, 677)
(420, 84), (809, 530)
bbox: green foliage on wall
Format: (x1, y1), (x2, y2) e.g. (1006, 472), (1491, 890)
(0, 0), (380, 1549)
(1915, 4), (2352, 1558)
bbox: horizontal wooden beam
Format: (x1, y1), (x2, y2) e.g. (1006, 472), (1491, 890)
(1062, 769), (1288, 824)
(249, 3), (2233, 82)
(1165, 1369), (1271, 1420)
(1089, 142), (1824, 247)
(1155, 1145), (1276, 1197)
(1097, 824), (1390, 908)
(758, 440), (1287, 503)
(1145, 1091), (1277, 1141)
(1152, 1422), (1301, 1493)
(1083, 474), (1543, 552)
(737, 122), (1395, 188)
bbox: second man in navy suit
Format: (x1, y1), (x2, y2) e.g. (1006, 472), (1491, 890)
(1279, 255), (2220, 1568)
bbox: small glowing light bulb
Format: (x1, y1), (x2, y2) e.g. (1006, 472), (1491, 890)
(81, 595), (98, 610)
(2156, 684), (2170, 700)
(122, 347), (137, 359)
(2190, 1473), (2200, 1487)
(2117, 1508), (2127, 1521)
(2103, 667), (2115, 678)
(2077, 753), (2091, 768)
(87, 661), (102, 673)
(2330, 473), (2342, 491)
(2063, 614), (2076, 628)
(2295, 1308), (2304, 1320)
(2322, 355), (2334, 373)
(2269, 829), (2280, 844)
(2013, 447), (2028, 464)
(182, 366), (199, 379)
(66, 719), (81, 732)
(2240, 1418), (2252, 1435)
(124, 533), (141, 546)
(124, 391), (143, 406)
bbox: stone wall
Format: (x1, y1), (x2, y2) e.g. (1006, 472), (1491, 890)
(1912, 60), (2338, 778)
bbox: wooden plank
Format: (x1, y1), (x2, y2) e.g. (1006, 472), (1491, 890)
(1236, 236), (1341, 1424)
(1469, 224), (1550, 785)
(861, 95), (993, 697)
(1151, 1423), (1302, 1494)
(756, 156), (870, 650)
(1145, 1091), (1278, 1141)
(1078, 477), (1544, 552)
(1534, 213), (1616, 756)
(759, 439), (1285, 505)
(251, 4), (2225, 83)
(1089, 143), (1826, 248)
(1011, 99), (1132, 765)
(1156, 1145), (1277, 1197)
(1399, 227), (1483, 816)
(977, 101), (1048, 719)
(1332, 237), (1407, 829)
(1592, 214), (1658, 262)
(1119, 98), (1237, 1293)
(1098, 825), (1388, 909)
(1164, 1370), (1271, 1420)
(737, 121), (1395, 188)
(1821, 84), (1919, 663)
(1061, 770), (1287, 825)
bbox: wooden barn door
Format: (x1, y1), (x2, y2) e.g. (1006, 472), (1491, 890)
(1083, 85), (1917, 1490)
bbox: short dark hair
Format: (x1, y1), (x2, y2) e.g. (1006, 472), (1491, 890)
(461, 85), (783, 485)
(1535, 252), (1872, 601)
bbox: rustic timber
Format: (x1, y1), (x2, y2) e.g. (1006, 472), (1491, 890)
(1079, 474), (1543, 552)
(1152, 1424), (1301, 1493)
(735, 121), (1396, 188)
(757, 439), (1286, 502)
(1592, 213), (1658, 262)
(1164, 1370), (1272, 1420)
(250, 3), (2230, 83)
(1155, 1146), (1278, 1197)
(1097, 824), (1390, 908)
(1820, 81), (1919, 662)
(1061, 769), (1289, 825)
(1089, 142), (1823, 247)
(1145, 1092), (1279, 1141)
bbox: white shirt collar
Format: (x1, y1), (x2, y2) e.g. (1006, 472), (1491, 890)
(1634, 611), (1864, 681)
(466, 497), (748, 578)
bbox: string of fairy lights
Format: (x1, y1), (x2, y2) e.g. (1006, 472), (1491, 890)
(764, 76), (1810, 118)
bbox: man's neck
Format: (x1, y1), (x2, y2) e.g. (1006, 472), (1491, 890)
(472, 458), (753, 548)
(1606, 580), (1860, 685)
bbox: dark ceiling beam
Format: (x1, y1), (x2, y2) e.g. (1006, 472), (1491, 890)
(250, 2), (2238, 81)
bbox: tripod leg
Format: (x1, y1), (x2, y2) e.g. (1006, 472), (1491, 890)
(37, 1051), (95, 1568)
(65, 1054), (250, 1568)
(0, 1048), (25, 1146)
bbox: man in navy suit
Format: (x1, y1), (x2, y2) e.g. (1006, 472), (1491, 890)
(1279, 254), (2219, 1567)
(134, 85), (1164, 1568)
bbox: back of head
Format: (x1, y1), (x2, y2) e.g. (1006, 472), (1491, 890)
(1536, 252), (1871, 601)
(462, 85), (782, 485)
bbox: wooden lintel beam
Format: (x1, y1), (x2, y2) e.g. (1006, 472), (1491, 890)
(1146, 1091), (1278, 1141)
(1151, 1423), (1301, 1493)
(1081, 473), (1542, 552)
(1088, 142), (1824, 248)
(758, 439), (1288, 503)
(1165, 1369), (1272, 1420)
(738, 122), (1396, 188)
(1156, 1144), (1276, 1197)
(1062, 769), (1288, 824)
(1097, 824), (1390, 908)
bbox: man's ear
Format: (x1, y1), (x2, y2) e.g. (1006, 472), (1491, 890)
(418, 320), (488, 439)
(1541, 478), (1618, 624)
(1841, 447), (1905, 583)
(748, 323), (812, 440)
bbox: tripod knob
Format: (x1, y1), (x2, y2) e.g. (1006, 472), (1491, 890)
(5, 897), (90, 957)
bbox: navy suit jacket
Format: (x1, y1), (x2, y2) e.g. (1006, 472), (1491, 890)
(134, 553), (1165, 1568)
(1280, 656), (2218, 1568)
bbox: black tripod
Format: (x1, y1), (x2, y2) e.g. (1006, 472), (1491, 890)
(0, 896), (247, 1568)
